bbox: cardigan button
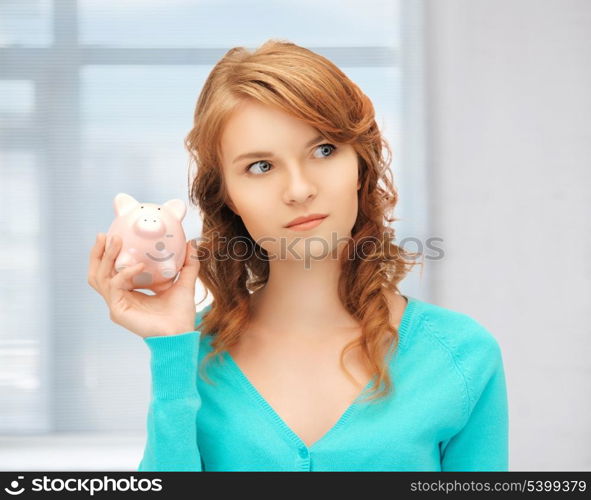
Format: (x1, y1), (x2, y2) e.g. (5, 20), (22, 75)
(298, 448), (309, 459)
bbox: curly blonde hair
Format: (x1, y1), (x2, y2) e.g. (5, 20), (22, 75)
(185, 38), (422, 403)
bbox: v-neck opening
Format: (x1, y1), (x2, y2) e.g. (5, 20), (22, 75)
(221, 294), (418, 452)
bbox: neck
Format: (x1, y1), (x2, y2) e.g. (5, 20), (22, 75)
(249, 253), (359, 340)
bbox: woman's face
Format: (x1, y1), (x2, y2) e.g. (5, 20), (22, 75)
(220, 98), (360, 263)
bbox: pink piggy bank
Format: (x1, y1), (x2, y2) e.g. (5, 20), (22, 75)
(106, 192), (188, 294)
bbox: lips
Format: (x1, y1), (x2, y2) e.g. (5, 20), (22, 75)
(285, 214), (328, 228)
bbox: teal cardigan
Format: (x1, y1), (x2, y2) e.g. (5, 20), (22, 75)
(137, 296), (509, 471)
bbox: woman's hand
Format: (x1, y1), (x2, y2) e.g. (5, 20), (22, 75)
(87, 233), (201, 339)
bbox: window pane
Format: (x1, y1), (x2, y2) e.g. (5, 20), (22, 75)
(80, 0), (400, 48)
(80, 64), (207, 223)
(0, 151), (48, 432)
(0, 0), (53, 48)
(0, 81), (35, 114)
(0, 81), (36, 131)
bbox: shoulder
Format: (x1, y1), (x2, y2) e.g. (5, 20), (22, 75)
(417, 300), (501, 354)
(412, 299), (504, 403)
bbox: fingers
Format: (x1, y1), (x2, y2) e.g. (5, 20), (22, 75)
(97, 233), (120, 284)
(109, 261), (145, 301)
(88, 233), (107, 290)
(175, 239), (201, 291)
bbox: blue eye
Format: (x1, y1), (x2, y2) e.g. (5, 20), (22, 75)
(245, 143), (337, 175)
(312, 143), (337, 159)
(246, 160), (272, 175)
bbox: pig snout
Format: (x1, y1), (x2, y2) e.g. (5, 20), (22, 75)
(133, 214), (166, 237)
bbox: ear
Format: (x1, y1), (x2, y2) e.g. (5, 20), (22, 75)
(357, 180), (361, 190)
(114, 193), (139, 217)
(162, 199), (187, 221)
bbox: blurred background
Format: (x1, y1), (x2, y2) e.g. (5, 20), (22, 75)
(0, 0), (589, 471)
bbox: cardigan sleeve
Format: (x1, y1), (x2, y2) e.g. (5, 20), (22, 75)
(440, 326), (509, 472)
(137, 306), (210, 472)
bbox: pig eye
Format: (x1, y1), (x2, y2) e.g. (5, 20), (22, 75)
(157, 208), (160, 210)
(141, 206), (144, 209)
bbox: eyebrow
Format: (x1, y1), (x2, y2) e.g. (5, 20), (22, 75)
(232, 134), (326, 165)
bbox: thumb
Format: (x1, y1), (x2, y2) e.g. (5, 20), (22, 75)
(175, 239), (201, 291)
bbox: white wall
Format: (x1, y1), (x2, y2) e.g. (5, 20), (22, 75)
(424, 0), (591, 471)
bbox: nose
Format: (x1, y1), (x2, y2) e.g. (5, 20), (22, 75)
(155, 241), (165, 251)
(282, 167), (318, 204)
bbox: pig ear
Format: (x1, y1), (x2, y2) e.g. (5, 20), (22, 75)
(162, 199), (187, 221)
(114, 193), (139, 217)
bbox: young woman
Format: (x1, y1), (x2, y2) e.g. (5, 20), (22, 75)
(87, 39), (508, 472)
